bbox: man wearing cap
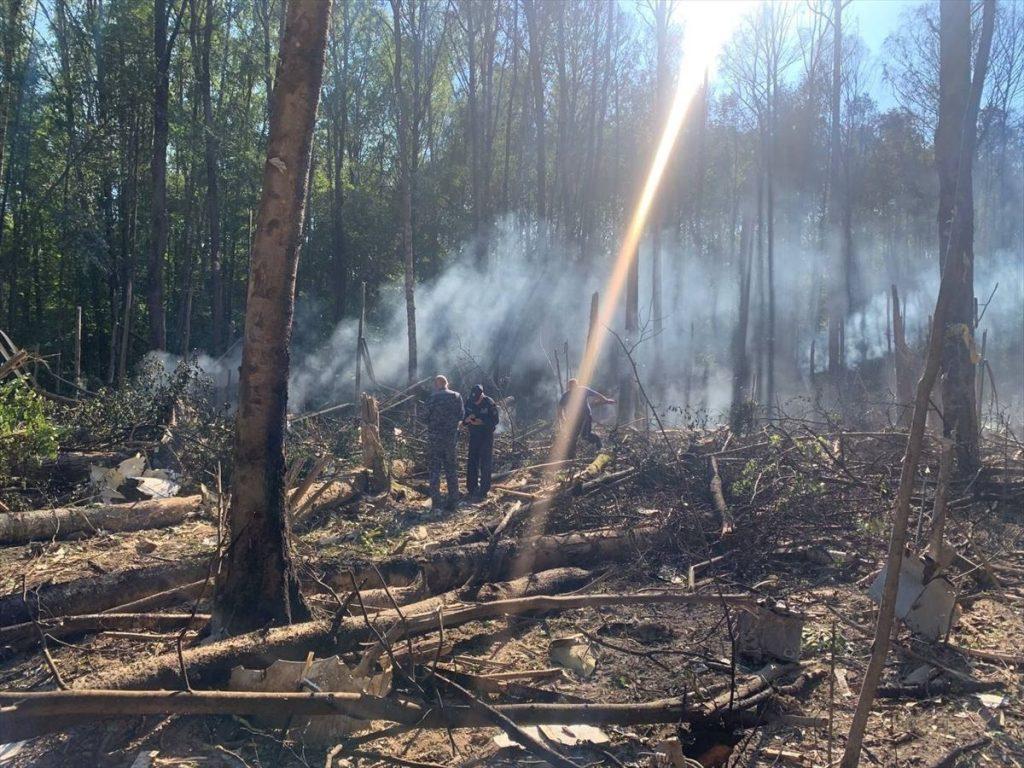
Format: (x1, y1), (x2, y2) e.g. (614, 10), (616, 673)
(463, 383), (499, 501)
(426, 374), (464, 511)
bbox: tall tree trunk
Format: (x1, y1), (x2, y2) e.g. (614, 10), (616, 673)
(391, 0), (417, 386)
(826, 0), (844, 380)
(0, 0), (24, 192)
(213, 0), (331, 634)
(147, 0), (179, 351)
(935, 0), (993, 473)
(523, 0), (545, 223)
(730, 214), (753, 432)
(617, 246), (639, 425)
(198, 0), (224, 354)
(329, 1), (350, 326)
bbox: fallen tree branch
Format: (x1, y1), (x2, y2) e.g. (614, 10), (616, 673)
(72, 590), (759, 692)
(0, 663), (796, 742)
(1, 612), (208, 652)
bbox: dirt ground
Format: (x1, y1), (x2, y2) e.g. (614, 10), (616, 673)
(1, 422), (1023, 768)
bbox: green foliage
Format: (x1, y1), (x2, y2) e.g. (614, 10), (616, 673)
(0, 379), (60, 479)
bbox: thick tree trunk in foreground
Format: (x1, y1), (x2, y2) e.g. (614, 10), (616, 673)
(840, 5), (993, 750)
(935, 0), (993, 474)
(213, 0), (332, 634)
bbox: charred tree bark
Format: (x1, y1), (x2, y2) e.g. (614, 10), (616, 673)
(213, 0), (332, 634)
(935, 0), (994, 473)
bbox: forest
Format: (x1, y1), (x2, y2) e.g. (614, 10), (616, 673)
(0, 0), (1022, 766)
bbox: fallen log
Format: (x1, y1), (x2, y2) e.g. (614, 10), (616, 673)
(1, 663), (794, 742)
(74, 591), (758, 692)
(1, 521), (637, 627)
(0, 495), (203, 545)
(1, 612), (208, 652)
(356, 567), (591, 612)
(330, 523), (665, 593)
(0, 558), (209, 626)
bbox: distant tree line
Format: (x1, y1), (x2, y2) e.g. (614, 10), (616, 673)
(0, 0), (1020, 410)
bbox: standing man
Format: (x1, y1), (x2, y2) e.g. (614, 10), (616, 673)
(558, 378), (615, 458)
(426, 374), (464, 511)
(464, 384), (499, 500)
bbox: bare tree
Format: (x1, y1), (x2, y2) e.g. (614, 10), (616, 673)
(213, 0), (332, 634)
(935, 0), (994, 472)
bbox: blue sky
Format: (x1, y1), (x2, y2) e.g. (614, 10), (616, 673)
(847, 0), (920, 108)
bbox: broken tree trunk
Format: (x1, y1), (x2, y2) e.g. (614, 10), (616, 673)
(0, 495), (203, 545)
(709, 456), (735, 536)
(1, 662), (796, 742)
(0, 558), (208, 626)
(359, 393), (391, 493)
(72, 591), (758, 693)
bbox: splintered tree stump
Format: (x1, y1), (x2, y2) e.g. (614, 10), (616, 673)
(359, 393), (391, 493)
(0, 495), (203, 545)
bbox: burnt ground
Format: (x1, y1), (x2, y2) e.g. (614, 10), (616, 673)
(1, 416), (1023, 768)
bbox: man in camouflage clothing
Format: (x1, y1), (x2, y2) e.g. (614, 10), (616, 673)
(426, 374), (464, 510)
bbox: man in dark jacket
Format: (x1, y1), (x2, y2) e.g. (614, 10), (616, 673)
(463, 383), (499, 500)
(426, 375), (464, 510)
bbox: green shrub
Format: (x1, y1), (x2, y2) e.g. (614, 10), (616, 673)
(0, 378), (59, 479)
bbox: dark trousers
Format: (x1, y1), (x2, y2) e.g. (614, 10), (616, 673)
(428, 436), (459, 507)
(467, 429), (494, 495)
(567, 413), (601, 458)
